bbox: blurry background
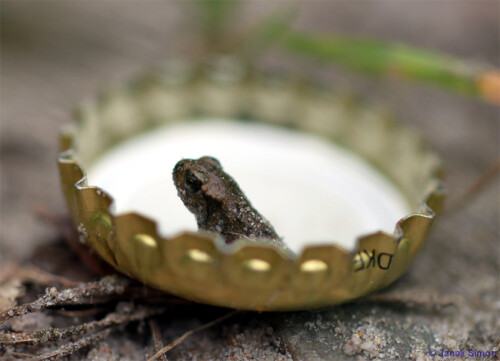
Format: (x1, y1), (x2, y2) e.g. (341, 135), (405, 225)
(1, 2), (499, 360)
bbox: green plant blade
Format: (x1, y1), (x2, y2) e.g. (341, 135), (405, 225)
(234, 7), (297, 60)
(192, 0), (242, 48)
(281, 31), (500, 104)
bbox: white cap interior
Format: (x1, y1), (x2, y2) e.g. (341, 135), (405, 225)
(87, 120), (410, 253)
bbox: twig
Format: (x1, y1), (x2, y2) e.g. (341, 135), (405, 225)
(9, 352), (34, 359)
(0, 277), (25, 312)
(124, 292), (193, 306)
(0, 305), (164, 345)
(0, 263), (79, 289)
(366, 288), (461, 310)
(32, 206), (76, 246)
(0, 276), (129, 325)
(32, 205), (115, 277)
(46, 307), (109, 318)
(149, 319), (168, 361)
(445, 157), (500, 213)
(147, 310), (241, 361)
(27, 328), (112, 361)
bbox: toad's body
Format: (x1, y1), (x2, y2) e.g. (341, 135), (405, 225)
(173, 156), (281, 244)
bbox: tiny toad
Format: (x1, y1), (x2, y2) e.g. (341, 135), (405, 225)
(173, 156), (282, 244)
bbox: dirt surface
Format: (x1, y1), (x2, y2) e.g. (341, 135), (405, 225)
(1, 2), (499, 360)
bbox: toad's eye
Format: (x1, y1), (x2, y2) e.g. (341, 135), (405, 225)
(184, 171), (202, 193)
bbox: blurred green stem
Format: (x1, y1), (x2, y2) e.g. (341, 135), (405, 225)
(280, 31), (499, 104)
(194, 0), (241, 50)
(233, 7), (297, 60)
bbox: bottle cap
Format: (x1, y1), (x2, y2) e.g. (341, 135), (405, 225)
(58, 59), (446, 310)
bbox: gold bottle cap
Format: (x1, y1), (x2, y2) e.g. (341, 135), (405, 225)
(58, 60), (446, 310)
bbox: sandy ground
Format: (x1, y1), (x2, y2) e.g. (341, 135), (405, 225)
(1, 2), (499, 360)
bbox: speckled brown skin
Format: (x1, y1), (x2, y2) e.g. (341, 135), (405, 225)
(173, 156), (281, 244)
